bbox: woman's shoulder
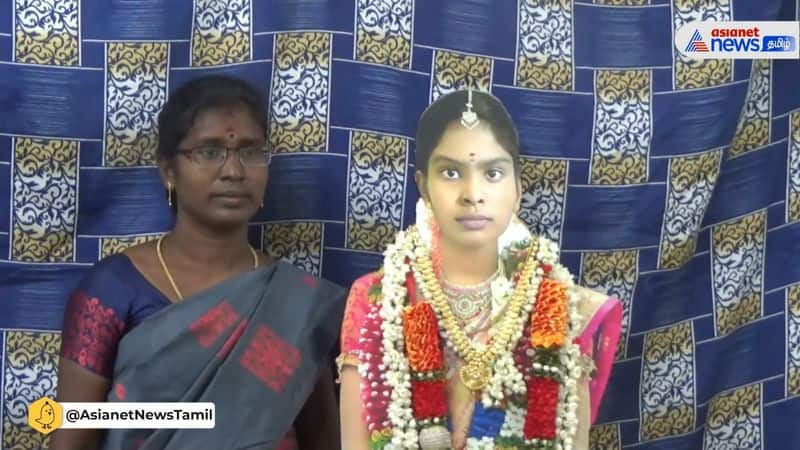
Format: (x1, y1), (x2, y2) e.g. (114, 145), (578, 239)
(570, 284), (622, 336)
(67, 250), (151, 322)
(352, 270), (383, 288)
(76, 252), (139, 293)
(572, 285), (610, 309)
(340, 271), (384, 356)
(64, 255), (141, 324)
(61, 253), (140, 377)
(348, 270), (384, 304)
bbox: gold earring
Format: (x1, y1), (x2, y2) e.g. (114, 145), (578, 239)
(167, 182), (173, 207)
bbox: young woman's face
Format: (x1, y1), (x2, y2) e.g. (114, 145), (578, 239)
(418, 123), (520, 251)
(161, 105), (269, 230)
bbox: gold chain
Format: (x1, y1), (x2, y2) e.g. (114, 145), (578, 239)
(409, 227), (539, 391)
(156, 234), (259, 301)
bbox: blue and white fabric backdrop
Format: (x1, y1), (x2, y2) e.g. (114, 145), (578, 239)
(0, 0), (799, 449)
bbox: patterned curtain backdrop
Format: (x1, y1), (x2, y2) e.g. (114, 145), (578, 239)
(0, 0), (799, 449)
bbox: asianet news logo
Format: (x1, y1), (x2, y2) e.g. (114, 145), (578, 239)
(676, 21), (799, 59)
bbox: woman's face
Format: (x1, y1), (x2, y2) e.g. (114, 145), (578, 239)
(417, 123), (520, 251)
(162, 105), (269, 230)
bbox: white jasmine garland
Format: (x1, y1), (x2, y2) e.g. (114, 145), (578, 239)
(379, 234), (419, 448)
(548, 265), (584, 450)
(480, 247), (550, 407)
(490, 238), (549, 405)
(498, 402), (527, 439)
(489, 275), (512, 322)
(466, 436), (496, 449)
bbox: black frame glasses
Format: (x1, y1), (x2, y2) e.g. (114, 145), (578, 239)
(176, 144), (272, 168)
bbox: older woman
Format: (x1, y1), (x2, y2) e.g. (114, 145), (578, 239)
(51, 75), (345, 450)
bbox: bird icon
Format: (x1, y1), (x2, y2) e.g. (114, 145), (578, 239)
(35, 401), (56, 430)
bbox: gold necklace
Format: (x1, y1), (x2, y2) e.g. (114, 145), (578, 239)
(156, 234), (259, 301)
(409, 227), (539, 392)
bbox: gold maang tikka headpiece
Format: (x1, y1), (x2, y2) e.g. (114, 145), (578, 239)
(460, 88), (479, 129)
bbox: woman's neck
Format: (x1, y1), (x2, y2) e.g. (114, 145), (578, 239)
(168, 215), (253, 271)
(438, 238), (498, 286)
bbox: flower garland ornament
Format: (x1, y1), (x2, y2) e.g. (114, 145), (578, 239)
(410, 229), (538, 396)
(373, 199), (585, 449)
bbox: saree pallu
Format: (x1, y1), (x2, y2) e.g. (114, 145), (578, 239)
(102, 262), (347, 450)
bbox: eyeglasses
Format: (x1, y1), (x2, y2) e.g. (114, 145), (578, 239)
(177, 144), (272, 168)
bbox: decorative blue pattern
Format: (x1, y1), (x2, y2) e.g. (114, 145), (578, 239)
(0, 1), (798, 449)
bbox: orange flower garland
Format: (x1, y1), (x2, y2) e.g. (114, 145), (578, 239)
(530, 278), (568, 349)
(402, 275), (448, 428)
(403, 302), (444, 373)
(523, 275), (570, 442)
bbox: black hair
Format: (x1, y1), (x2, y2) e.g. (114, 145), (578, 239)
(415, 89), (520, 176)
(156, 75), (269, 162)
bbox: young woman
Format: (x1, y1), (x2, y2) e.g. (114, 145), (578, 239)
(51, 75), (345, 450)
(338, 89), (622, 449)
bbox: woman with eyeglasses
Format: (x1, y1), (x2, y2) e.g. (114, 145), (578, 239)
(51, 75), (346, 450)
